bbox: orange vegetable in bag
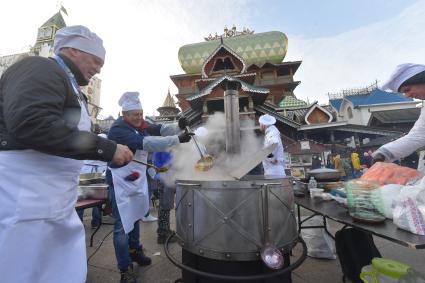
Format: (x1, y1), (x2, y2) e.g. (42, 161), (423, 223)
(360, 162), (423, 185)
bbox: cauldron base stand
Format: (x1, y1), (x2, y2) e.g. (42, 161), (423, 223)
(181, 249), (291, 283)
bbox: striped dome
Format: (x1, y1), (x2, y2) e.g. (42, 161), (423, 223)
(178, 31), (288, 74)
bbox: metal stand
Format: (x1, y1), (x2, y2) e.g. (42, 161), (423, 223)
(89, 202), (114, 247)
(297, 203), (335, 240)
(165, 232), (307, 282)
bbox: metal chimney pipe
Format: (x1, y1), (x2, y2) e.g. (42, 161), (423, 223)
(224, 89), (240, 154)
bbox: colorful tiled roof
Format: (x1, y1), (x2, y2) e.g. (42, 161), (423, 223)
(187, 75), (269, 101)
(279, 95), (307, 108)
(178, 31), (288, 74)
(329, 89), (414, 110)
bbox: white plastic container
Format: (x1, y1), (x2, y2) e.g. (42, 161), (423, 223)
(310, 188), (324, 198)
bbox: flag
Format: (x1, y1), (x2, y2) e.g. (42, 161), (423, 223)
(60, 5), (68, 16)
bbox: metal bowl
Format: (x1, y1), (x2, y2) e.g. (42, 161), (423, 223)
(79, 172), (105, 185)
(78, 184), (109, 200)
(307, 168), (340, 182)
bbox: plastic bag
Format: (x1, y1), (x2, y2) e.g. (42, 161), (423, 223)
(300, 216), (336, 259)
(371, 184), (403, 219)
(360, 162), (423, 185)
(392, 178), (425, 235)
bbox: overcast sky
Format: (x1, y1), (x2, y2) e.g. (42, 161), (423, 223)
(1, 0), (424, 118)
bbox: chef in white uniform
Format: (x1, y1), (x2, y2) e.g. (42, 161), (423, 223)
(106, 92), (193, 282)
(0, 26), (133, 283)
(259, 114), (286, 176)
(373, 64), (425, 163)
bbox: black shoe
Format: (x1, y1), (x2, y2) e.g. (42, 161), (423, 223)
(120, 264), (137, 283)
(157, 230), (177, 244)
(129, 246), (152, 266)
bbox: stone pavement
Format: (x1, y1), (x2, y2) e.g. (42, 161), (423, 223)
(82, 206), (425, 283)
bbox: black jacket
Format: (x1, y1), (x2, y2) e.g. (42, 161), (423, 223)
(0, 55), (116, 161)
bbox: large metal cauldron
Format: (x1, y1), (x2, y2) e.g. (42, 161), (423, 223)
(175, 175), (298, 261)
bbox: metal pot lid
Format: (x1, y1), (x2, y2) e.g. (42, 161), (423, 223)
(229, 143), (277, 180)
(308, 168), (339, 174)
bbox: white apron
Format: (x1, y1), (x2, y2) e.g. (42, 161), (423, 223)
(0, 97), (91, 281)
(262, 126), (286, 176)
(111, 150), (150, 234)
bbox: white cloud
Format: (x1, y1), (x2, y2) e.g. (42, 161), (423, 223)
(285, 0), (425, 104)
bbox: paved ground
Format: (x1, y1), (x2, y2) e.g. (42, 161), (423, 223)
(82, 206), (425, 283)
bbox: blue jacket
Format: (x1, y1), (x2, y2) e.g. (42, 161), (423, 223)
(106, 117), (180, 184)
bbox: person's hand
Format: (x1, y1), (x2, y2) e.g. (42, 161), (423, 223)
(112, 144), (133, 165)
(178, 117), (188, 130)
(178, 132), (194, 143)
(372, 153), (386, 164)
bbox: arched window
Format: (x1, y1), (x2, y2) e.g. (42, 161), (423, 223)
(347, 106), (353, 119)
(212, 56), (235, 72)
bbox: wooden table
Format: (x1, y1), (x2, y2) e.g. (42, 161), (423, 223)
(295, 195), (425, 249)
(76, 198), (107, 247)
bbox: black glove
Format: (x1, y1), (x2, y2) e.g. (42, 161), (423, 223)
(178, 117), (188, 130)
(267, 153), (274, 158)
(178, 132), (194, 143)
(372, 153), (386, 164)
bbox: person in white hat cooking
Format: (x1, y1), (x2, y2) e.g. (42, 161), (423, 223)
(0, 25), (133, 283)
(106, 91), (193, 282)
(259, 114), (286, 176)
(373, 64), (425, 163)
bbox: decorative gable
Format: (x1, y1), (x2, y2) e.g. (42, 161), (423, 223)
(201, 43), (247, 78)
(304, 103), (333, 125)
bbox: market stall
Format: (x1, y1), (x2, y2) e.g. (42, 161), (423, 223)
(285, 139), (329, 179)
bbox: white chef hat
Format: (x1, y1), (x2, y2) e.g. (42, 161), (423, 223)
(119, 92), (142, 111)
(194, 126), (208, 137)
(259, 114), (276, 126)
(53, 25), (106, 61)
(380, 63), (425, 92)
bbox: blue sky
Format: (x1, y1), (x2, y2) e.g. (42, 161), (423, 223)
(246, 0), (417, 37)
(1, 0), (424, 117)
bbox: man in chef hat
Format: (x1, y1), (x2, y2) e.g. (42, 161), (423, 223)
(259, 114), (286, 176)
(373, 64), (425, 163)
(106, 91), (193, 282)
(0, 25), (133, 283)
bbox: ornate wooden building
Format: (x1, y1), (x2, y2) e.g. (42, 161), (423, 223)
(170, 27), (302, 140)
(168, 27), (413, 152)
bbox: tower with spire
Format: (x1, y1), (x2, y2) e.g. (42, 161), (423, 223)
(32, 11), (66, 57)
(157, 90), (180, 117)
(145, 90), (181, 124)
(0, 8), (104, 125)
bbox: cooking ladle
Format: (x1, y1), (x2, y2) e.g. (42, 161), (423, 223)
(185, 126), (205, 160)
(260, 184), (285, 269)
(132, 159), (168, 173)
(186, 126), (214, 171)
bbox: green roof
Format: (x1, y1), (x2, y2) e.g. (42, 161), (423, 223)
(178, 31), (288, 74)
(40, 12), (66, 29)
(279, 95), (307, 108)
(188, 75), (269, 101)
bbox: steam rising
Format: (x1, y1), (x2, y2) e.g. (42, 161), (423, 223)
(160, 112), (264, 186)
